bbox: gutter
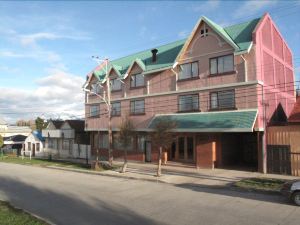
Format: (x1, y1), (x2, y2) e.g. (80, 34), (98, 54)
(240, 54), (248, 82)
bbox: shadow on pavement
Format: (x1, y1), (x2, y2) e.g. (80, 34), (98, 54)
(174, 182), (293, 206)
(0, 176), (167, 225)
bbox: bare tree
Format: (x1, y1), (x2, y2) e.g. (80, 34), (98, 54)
(151, 118), (176, 177)
(0, 135), (4, 159)
(117, 117), (135, 173)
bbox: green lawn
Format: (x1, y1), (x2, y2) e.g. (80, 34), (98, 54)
(234, 177), (287, 193)
(0, 200), (48, 225)
(0, 155), (91, 170)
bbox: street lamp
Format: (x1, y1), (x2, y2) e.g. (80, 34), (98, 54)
(83, 57), (113, 167)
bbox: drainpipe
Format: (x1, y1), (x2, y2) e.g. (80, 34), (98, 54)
(241, 55), (248, 82)
(171, 68), (178, 91)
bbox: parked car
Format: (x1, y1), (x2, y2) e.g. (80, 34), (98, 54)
(280, 180), (300, 206)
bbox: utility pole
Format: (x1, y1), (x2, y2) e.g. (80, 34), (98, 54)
(83, 57), (113, 167)
(105, 59), (113, 166)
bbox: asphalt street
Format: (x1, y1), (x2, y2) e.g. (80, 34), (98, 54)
(0, 163), (299, 225)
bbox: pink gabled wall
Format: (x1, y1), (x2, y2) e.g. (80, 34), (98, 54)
(253, 13), (295, 128)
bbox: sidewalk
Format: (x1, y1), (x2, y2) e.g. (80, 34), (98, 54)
(100, 160), (296, 187)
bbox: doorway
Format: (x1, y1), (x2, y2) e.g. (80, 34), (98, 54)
(32, 144), (35, 157)
(145, 141), (151, 162)
(171, 136), (195, 163)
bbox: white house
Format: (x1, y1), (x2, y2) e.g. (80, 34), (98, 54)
(23, 131), (45, 157)
(42, 120), (91, 160)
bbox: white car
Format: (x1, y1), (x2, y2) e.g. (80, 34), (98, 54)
(281, 180), (300, 206)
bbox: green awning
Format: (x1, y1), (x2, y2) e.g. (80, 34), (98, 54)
(148, 110), (258, 132)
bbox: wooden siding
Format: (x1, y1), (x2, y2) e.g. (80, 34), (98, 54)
(267, 125), (300, 176)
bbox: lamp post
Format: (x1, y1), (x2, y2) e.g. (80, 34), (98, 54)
(83, 57), (113, 166)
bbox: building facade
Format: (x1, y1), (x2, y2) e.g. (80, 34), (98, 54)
(42, 120), (91, 159)
(84, 13), (295, 172)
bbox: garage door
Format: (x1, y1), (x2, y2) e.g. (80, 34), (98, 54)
(267, 145), (291, 175)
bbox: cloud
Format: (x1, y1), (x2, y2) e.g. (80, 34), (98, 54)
(0, 70), (85, 123)
(178, 30), (189, 38)
(234, 0), (278, 18)
(0, 49), (61, 63)
(19, 32), (92, 46)
(190, 0), (220, 12)
(138, 26), (148, 37)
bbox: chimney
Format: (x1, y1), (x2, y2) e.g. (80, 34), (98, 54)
(151, 49), (158, 62)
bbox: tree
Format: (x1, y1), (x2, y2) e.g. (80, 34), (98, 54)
(0, 135), (4, 158)
(0, 135), (3, 148)
(35, 117), (48, 131)
(117, 117), (135, 173)
(151, 118), (176, 177)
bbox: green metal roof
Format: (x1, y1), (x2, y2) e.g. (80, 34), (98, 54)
(91, 16), (261, 82)
(224, 18), (261, 53)
(148, 110), (258, 132)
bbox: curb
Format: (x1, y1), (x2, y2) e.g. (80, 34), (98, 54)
(45, 165), (167, 184)
(230, 184), (281, 196)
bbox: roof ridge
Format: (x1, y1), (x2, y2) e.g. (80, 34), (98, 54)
(110, 38), (186, 64)
(224, 17), (261, 29)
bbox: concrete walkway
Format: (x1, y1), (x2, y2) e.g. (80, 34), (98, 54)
(100, 160), (296, 187)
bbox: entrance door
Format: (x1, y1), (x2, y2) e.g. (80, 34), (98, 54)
(145, 141), (151, 162)
(267, 145), (291, 175)
(177, 136), (195, 162)
(32, 144), (35, 157)
(178, 137), (185, 159)
(171, 142), (176, 160)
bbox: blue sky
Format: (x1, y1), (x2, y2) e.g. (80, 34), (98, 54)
(0, 0), (300, 123)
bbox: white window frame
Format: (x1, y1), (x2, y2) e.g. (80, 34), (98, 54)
(179, 62), (199, 80)
(130, 99), (145, 115)
(130, 74), (145, 88)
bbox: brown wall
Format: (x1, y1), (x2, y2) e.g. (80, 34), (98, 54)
(267, 125), (300, 176)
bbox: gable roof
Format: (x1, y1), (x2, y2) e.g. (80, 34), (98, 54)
(288, 97), (300, 123)
(87, 15), (262, 84)
(224, 17), (261, 53)
(32, 131), (45, 142)
(51, 120), (64, 129)
(65, 120), (85, 132)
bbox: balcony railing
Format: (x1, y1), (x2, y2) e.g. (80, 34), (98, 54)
(42, 129), (75, 139)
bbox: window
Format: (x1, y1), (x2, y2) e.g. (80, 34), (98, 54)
(91, 83), (102, 94)
(63, 140), (70, 150)
(111, 78), (122, 91)
(130, 99), (145, 115)
(178, 94), (199, 112)
(111, 102), (121, 116)
(48, 139), (54, 148)
(179, 62), (198, 80)
(113, 133), (133, 150)
(137, 135), (146, 152)
(130, 74), (144, 88)
(90, 105), (100, 117)
(210, 55), (234, 75)
(99, 134), (109, 149)
(210, 90), (235, 110)
(36, 143), (40, 152)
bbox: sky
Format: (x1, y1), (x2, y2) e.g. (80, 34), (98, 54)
(0, 0), (300, 124)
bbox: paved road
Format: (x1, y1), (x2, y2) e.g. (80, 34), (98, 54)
(0, 163), (299, 225)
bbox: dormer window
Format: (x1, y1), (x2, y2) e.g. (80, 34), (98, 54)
(130, 74), (145, 88)
(91, 83), (102, 94)
(200, 29), (208, 37)
(111, 78), (122, 91)
(178, 62), (199, 80)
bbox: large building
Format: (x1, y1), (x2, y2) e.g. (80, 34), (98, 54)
(83, 13), (295, 173)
